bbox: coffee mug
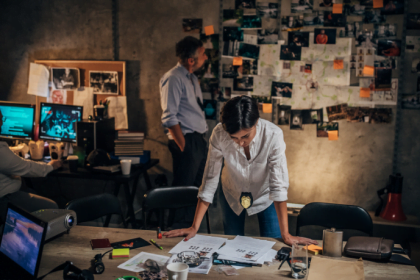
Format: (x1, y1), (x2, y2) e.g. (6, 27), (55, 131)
(167, 263), (189, 280)
(120, 159), (132, 175)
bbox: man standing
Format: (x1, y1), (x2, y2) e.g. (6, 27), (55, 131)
(160, 36), (208, 188)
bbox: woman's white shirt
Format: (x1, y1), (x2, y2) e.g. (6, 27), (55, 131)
(198, 119), (289, 216)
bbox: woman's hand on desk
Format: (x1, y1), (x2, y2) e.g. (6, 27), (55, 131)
(163, 227), (198, 241)
(282, 233), (318, 247)
(48, 160), (63, 170)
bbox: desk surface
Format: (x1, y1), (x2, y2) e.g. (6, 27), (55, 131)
(39, 226), (420, 280)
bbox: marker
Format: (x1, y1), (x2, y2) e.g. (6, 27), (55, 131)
(150, 239), (163, 250)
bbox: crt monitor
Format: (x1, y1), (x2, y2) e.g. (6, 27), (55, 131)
(0, 101), (36, 140)
(39, 103), (83, 143)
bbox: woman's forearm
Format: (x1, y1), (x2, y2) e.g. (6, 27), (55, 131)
(274, 201), (290, 238)
(191, 198), (211, 231)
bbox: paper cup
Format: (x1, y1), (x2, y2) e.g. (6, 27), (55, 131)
(67, 155), (79, 172)
(167, 263), (189, 280)
(120, 159), (132, 175)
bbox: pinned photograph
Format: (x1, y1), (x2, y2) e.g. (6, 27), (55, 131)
(377, 39), (401, 57)
(241, 15), (262, 29)
(305, 64), (312, 73)
(222, 64), (239, 78)
(243, 60), (258, 75)
(252, 95), (271, 104)
(234, 76), (254, 91)
(257, 29), (279, 44)
(288, 32), (310, 47)
(364, 10), (386, 24)
(223, 27), (244, 42)
(200, 34), (219, 50)
(407, 14), (420, 30)
(375, 68), (392, 90)
(281, 15), (305, 30)
(203, 99), (218, 120)
(290, 110), (303, 130)
(317, 122), (338, 137)
(89, 71), (118, 95)
(406, 36), (420, 53)
(411, 58), (420, 73)
(374, 24), (397, 38)
(302, 108), (323, 124)
(326, 103), (348, 121)
(291, 0), (314, 13)
(344, 3), (366, 16)
(200, 78), (218, 93)
(236, 0), (256, 10)
(51, 68), (80, 90)
(344, 22), (362, 38)
(271, 82), (293, 98)
(222, 87), (232, 100)
(283, 62), (291, 69)
(256, 2), (278, 19)
(244, 34), (258, 45)
(280, 45), (302, 60)
(47, 89), (67, 104)
(402, 94), (420, 109)
(238, 43), (260, 59)
(381, 0), (404, 15)
(355, 30), (374, 47)
(314, 28), (336, 44)
(223, 9), (243, 27)
(276, 104), (292, 125)
(323, 11), (346, 27)
(319, 0), (334, 8)
(182, 19), (202, 33)
(303, 11), (324, 25)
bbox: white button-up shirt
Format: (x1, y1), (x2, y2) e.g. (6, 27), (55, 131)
(198, 119), (289, 216)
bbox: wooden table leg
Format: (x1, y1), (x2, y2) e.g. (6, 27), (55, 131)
(122, 182), (139, 228)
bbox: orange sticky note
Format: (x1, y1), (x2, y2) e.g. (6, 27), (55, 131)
(373, 0), (383, 8)
(204, 25), (215, 36)
(233, 57), (243, 66)
(262, 103), (272, 113)
(360, 88), (370, 98)
(363, 65), (374, 76)
(328, 130), (338, 141)
(333, 60), (344, 69)
(333, 4), (343, 14)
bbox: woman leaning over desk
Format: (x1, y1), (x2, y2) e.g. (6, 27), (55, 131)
(164, 96), (317, 246)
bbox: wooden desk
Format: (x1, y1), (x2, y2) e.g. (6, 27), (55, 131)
(38, 226), (420, 280)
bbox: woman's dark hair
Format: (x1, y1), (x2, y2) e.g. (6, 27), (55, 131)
(176, 36), (203, 62)
(220, 96), (259, 134)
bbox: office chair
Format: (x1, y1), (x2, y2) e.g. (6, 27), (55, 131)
(142, 186), (211, 233)
(296, 202), (373, 241)
(66, 193), (127, 228)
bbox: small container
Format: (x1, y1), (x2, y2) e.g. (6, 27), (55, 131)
(157, 227), (162, 239)
(67, 155), (79, 172)
(322, 228), (343, 258)
(94, 105), (105, 120)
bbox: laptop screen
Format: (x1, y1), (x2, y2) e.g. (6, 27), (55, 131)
(0, 207), (45, 276)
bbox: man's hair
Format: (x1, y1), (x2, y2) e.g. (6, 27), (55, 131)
(176, 36), (203, 62)
(220, 96), (259, 134)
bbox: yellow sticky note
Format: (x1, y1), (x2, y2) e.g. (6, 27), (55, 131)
(333, 60), (344, 69)
(360, 88), (371, 98)
(204, 25), (215, 36)
(262, 103), (272, 113)
(233, 57), (243, 66)
(363, 65), (374, 76)
(112, 248), (129, 258)
(328, 130), (338, 141)
(333, 4), (343, 14)
(373, 0), (384, 8)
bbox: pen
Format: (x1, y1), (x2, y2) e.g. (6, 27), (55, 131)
(150, 239), (163, 250)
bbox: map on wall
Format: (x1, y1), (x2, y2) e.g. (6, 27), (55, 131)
(301, 35), (352, 61)
(258, 41), (283, 76)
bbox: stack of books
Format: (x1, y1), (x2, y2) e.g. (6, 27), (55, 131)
(114, 131), (144, 157)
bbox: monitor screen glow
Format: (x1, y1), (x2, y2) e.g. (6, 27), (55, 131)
(0, 102), (35, 140)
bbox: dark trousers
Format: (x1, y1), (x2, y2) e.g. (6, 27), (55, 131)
(168, 132), (208, 227)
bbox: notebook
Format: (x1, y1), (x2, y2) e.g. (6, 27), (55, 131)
(0, 203), (48, 280)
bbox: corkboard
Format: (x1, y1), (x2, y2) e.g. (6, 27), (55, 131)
(34, 60), (126, 124)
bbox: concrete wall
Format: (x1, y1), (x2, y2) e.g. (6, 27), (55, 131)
(0, 0), (419, 227)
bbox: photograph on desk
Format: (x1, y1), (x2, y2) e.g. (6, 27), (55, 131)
(51, 67), (80, 90)
(89, 71), (119, 95)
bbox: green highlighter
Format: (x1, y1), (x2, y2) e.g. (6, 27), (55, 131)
(150, 239), (163, 250)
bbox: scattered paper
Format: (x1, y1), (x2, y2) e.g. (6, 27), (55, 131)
(217, 236), (275, 261)
(106, 96), (128, 130)
(308, 257), (364, 280)
(168, 254), (213, 274)
(73, 87), (94, 119)
(218, 248), (277, 265)
(28, 63), (50, 97)
(169, 235), (228, 257)
(204, 25), (215, 36)
(118, 252), (169, 273)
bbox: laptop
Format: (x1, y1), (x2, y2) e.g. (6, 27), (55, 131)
(0, 203), (48, 280)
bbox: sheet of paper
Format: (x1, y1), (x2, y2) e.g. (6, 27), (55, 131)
(73, 87), (94, 120)
(27, 63), (50, 97)
(218, 248), (277, 265)
(106, 96), (128, 130)
(117, 252), (169, 273)
(308, 257), (364, 280)
(252, 76), (279, 97)
(169, 234), (228, 256)
(168, 254), (213, 274)
(217, 236), (275, 261)
(301, 35), (352, 61)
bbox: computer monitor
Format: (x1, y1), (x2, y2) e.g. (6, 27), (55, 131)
(0, 203), (47, 279)
(0, 101), (36, 140)
(38, 103), (83, 143)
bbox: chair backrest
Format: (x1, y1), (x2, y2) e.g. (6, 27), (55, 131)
(66, 193), (123, 224)
(143, 186), (200, 211)
(296, 202), (373, 239)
